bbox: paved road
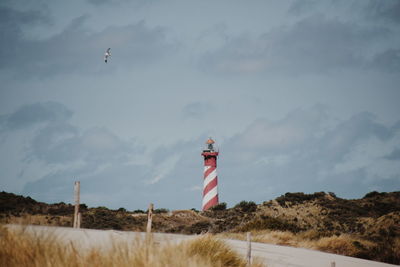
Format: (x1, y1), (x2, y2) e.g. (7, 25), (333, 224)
(224, 239), (398, 267)
(5, 225), (398, 267)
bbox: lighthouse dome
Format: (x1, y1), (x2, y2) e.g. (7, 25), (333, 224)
(204, 137), (218, 152)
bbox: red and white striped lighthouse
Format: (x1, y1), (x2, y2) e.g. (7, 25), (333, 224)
(201, 137), (219, 211)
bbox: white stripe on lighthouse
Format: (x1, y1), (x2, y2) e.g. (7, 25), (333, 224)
(203, 169), (217, 189)
(202, 186), (218, 207)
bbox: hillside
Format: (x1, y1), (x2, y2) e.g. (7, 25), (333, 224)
(1, 191), (399, 264)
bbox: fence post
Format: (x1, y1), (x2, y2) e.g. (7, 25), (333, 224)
(147, 203), (153, 233)
(331, 261), (336, 267)
(73, 181), (80, 228)
(247, 232), (252, 266)
(77, 212), (81, 229)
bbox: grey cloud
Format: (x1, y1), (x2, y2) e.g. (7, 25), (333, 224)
(384, 148), (400, 161)
(22, 132), (204, 209)
(0, 6), (50, 67)
(28, 124), (143, 165)
(289, 0), (400, 25)
(87, 0), (120, 5)
(0, 101), (142, 166)
(200, 14), (391, 75)
(0, 6), (175, 78)
(0, 6), (49, 26)
(12, 105), (400, 209)
(393, 121), (400, 132)
(27, 123), (80, 164)
(219, 108), (400, 204)
(0, 102), (72, 131)
(182, 102), (215, 120)
(317, 112), (392, 163)
(370, 49), (400, 73)
(22, 161), (150, 208)
(364, 0), (400, 24)
(288, 0), (319, 15)
(228, 105), (330, 156)
(86, 0), (153, 7)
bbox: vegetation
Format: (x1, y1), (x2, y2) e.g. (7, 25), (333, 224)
(210, 202), (227, 211)
(1, 190), (400, 264)
(0, 226), (263, 267)
(234, 201), (257, 212)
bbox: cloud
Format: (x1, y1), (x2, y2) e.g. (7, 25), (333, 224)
(0, 6), (50, 73)
(288, 0), (400, 25)
(0, 102), (204, 210)
(200, 14), (391, 75)
(384, 148), (400, 160)
(287, 0), (320, 15)
(364, 0), (400, 24)
(0, 6), (175, 78)
(0, 102), (72, 131)
(148, 153), (181, 184)
(182, 102), (215, 120)
(227, 105), (330, 155)
(220, 107), (400, 202)
(86, 0), (153, 7)
(370, 49), (400, 73)
(3, 102), (400, 209)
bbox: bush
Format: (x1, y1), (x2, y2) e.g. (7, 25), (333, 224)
(363, 191), (382, 198)
(154, 208), (169, 214)
(234, 201), (257, 212)
(210, 202), (227, 211)
(276, 192), (326, 206)
(238, 215), (302, 233)
(132, 209), (145, 214)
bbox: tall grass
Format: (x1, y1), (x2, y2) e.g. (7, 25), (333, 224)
(0, 226), (264, 267)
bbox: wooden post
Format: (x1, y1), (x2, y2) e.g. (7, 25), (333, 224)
(77, 212), (81, 229)
(246, 232), (252, 266)
(73, 181), (80, 228)
(147, 203), (153, 233)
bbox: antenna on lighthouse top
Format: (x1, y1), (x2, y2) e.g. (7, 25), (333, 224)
(206, 137), (215, 151)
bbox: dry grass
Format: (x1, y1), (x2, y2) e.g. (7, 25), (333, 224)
(219, 230), (309, 247)
(311, 234), (375, 256)
(1, 213), (72, 227)
(219, 230), (377, 257)
(0, 226), (264, 267)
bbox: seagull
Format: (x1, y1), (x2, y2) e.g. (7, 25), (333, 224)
(104, 48), (111, 63)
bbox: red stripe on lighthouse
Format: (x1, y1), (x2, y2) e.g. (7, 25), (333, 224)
(204, 166), (215, 180)
(203, 195), (219, 211)
(203, 176), (218, 197)
(202, 158), (219, 210)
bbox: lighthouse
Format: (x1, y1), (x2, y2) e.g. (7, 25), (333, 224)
(201, 137), (219, 211)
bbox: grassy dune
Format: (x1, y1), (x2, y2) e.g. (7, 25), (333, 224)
(0, 226), (264, 267)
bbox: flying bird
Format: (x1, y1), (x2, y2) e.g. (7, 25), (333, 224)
(104, 48), (111, 63)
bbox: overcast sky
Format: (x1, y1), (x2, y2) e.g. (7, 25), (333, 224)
(1, 0), (399, 210)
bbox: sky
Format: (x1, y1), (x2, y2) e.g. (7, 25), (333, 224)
(0, 0), (399, 210)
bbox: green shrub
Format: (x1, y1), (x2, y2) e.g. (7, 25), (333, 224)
(210, 202), (227, 211)
(234, 201), (257, 212)
(154, 208), (169, 214)
(132, 209), (145, 213)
